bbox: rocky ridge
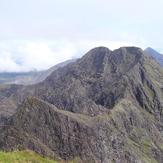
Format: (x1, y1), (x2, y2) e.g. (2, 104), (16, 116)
(0, 46), (163, 163)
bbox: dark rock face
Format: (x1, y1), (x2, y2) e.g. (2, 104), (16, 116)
(34, 47), (143, 116)
(0, 46), (163, 163)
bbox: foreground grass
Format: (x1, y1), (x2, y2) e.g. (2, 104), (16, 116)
(0, 150), (57, 163)
(0, 150), (83, 163)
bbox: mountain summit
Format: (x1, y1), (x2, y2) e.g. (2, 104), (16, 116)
(0, 46), (163, 162)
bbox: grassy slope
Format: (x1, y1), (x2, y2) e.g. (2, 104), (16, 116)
(0, 150), (82, 163)
(0, 150), (57, 163)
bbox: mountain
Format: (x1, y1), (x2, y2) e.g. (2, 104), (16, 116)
(0, 46), (163, 162)
(145, 47), (163, 66)
(0, 59), (76, 85)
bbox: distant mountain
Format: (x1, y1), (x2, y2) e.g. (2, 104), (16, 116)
(0, 72), (38, 85)
(0, 59), (76, 85)
(144, 47), (163, 66)
(0, 47), (163, 162)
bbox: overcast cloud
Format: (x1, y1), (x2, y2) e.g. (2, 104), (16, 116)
(0, 0), (163, 72)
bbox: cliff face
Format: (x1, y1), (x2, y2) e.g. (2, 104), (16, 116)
(0, 47), (163, 163)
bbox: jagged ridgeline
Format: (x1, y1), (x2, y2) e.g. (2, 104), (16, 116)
(0, 47), (163, 163)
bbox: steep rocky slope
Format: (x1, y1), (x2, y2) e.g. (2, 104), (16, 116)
(0, 59), (76, 122)
(0, 47), (163, 163)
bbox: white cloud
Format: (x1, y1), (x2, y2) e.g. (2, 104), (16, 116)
(0, 51), (22, 72)
(0, 40), (78, 72)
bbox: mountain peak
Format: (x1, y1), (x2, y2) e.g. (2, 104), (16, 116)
(82, 46), (111, 60)
(77, 46), (143, 77)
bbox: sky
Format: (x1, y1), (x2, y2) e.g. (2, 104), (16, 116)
(0, 0), (163, 72)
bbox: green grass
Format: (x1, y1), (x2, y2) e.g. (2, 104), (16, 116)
(0, 150), (83, 163)
(0, 150), (57, 163)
